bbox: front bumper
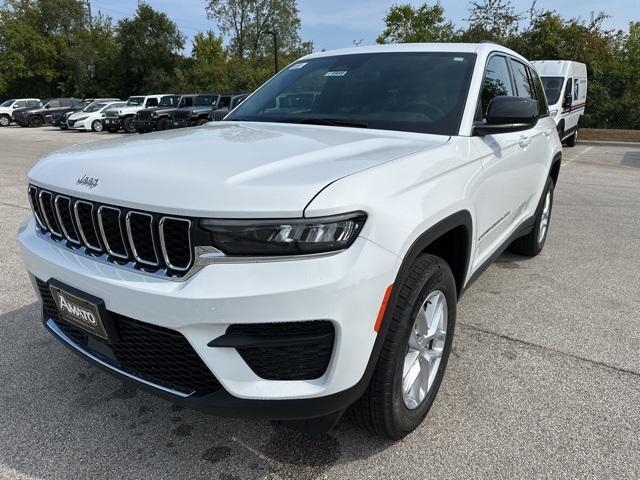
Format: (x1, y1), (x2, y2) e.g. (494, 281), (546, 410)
(102, 118), (121, 130)
(172, 119), (195, 128)
(19, 216), (398, 418)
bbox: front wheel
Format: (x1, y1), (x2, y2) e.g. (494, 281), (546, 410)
(196, 118), (209, 126)
(29, 115), (43, 127)
(122, 116), (136, 133)
(157, 117), (169, 130)
(564, 128), (578, 147)
(0, 115), (10, 127)
(350, 254), (456, 439)
(509, 177), (554, 257)
(92, 120), (103, 132)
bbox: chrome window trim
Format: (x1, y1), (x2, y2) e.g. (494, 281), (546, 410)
(97, 205), (129, 260)
(46, 319), (192, 398)
(54, 194), (81, 245)
(73, 200), (102, 252)
(27, 185), (46, 231)
(125, 211), (160, 267)
(37, 190), (62, 237)
(159, 216), (192, 271)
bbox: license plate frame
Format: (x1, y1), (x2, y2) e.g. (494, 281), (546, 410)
(48, 279), (117, 342)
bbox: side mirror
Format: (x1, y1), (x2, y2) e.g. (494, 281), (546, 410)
(474, 96), (539, 136)
(563, 93), (572, 109)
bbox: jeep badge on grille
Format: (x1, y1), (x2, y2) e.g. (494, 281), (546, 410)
(77, 174), (99, 189)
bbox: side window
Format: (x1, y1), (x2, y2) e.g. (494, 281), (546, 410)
(563, 78), (573, 107)
(510, 59), (535, 99)
(15, 101), (27, 108)
(28, 100), (40, 107)
(481, 55), (514, 118)
(48, 100), (60, 108)
(146, 98), (158, 107)
(183, 97), (194, 107)
(528, 67), (549, 117)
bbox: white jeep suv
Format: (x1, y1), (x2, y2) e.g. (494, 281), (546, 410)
(19, 43), (561, 439)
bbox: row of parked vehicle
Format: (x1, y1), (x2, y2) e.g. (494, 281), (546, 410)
(0, 93), (249, 133)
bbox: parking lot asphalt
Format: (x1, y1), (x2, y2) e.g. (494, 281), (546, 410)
(0, 126), (639, 480)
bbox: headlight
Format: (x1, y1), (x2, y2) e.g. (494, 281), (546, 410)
(199, 212), (366, 256)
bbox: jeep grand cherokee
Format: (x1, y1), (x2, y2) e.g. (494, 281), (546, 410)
(19, 43), (561, 439)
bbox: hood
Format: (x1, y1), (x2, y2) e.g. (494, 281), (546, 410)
(140, 106), (176, 114)
(118, 105), (143, 114)
(28, 122), (448, 218)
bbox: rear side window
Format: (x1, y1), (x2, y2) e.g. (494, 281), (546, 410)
(146, 98), (159, 107)
(529, 68), (549, 117)
(15, 101), (27, 108)
(510, 59), (535, 99)
(481, 55), (514, 118)
(181, 97), (194, 107)
(28, 100), (40, 107)
(47, 100), (61, 108)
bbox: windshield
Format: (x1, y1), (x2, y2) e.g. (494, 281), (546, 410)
(227, 52), (476, 135)
(126, 96), (145, 106)
(84, 102), (107, 113)
(195, 95), (217, 106)
(1, 100), (15, 107)
(540, 76), (564, 105)
(159, 95), (180, 107)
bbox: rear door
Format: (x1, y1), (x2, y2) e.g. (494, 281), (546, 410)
(510, 59), (554, 210)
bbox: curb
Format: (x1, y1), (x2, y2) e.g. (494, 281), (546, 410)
(578, 140), (640, 147)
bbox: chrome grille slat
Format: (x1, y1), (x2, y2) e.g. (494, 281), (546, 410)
(126, 211), (159, 267)
(159, 217), (192, 272)
(97, 206), (128, 259)
(28, 185), (47, 231)
(27, 185), (194, 277)
(38, 190), (62, 237)
(54, 195), (81, 244)
(74, 200), (102, 252)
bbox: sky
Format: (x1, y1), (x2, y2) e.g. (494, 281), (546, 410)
(91, 0), (639, 53)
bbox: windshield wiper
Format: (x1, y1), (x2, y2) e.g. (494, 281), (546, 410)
(298, 118), (369, 129)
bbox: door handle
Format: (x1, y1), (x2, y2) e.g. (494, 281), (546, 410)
(518, 135), (531, 148)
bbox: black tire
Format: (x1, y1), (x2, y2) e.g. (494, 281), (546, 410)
(509, 177), (555, 257)
(29, 115), (43, 127)
(122, 116), (136, 133)
(196, 118), (209, 126)
(0, 114), (10, 127)
(564, 128), (578, 147)
(157, 117), (169, 131)
(91, 120), (103, 132)
(349, 254), (457, 439)
(556, 121), (564, 142)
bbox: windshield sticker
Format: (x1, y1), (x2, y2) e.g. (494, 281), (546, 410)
(453, 57), (464, 62)
(289, 62), (307, 70)
(325, 70), (348, 77)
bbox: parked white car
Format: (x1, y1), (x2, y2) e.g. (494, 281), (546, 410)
(0, 98), (41, 126)
(67, 101), (126, 132)
(19, 43), (561, 439)
(532, 60), (587, 146)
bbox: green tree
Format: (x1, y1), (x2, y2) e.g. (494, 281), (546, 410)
(377, 3), (455, 44)
(205, 0), (307, 59)
(462, 0), (521, 44)
(114, 3), (185, 97)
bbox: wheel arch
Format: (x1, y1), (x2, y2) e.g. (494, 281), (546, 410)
(549, 152), (562, 186)
(394, 211), (473, 299)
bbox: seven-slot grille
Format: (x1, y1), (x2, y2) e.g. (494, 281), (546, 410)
(28, 185), (194, 276)
(172, 110), (191, 122)
(212, 110), (227, 121)
(105, 110), (119, 119)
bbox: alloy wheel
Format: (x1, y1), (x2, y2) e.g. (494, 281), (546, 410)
(538, 191), (551, 243)
(402, 290), (448, 410)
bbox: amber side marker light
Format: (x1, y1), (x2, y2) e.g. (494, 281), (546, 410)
(374, 284), (394, 332)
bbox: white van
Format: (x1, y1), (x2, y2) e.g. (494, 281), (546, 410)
(532, 60), (587, 146)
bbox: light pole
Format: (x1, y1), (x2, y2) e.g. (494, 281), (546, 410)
(265, 30), (279, 74)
